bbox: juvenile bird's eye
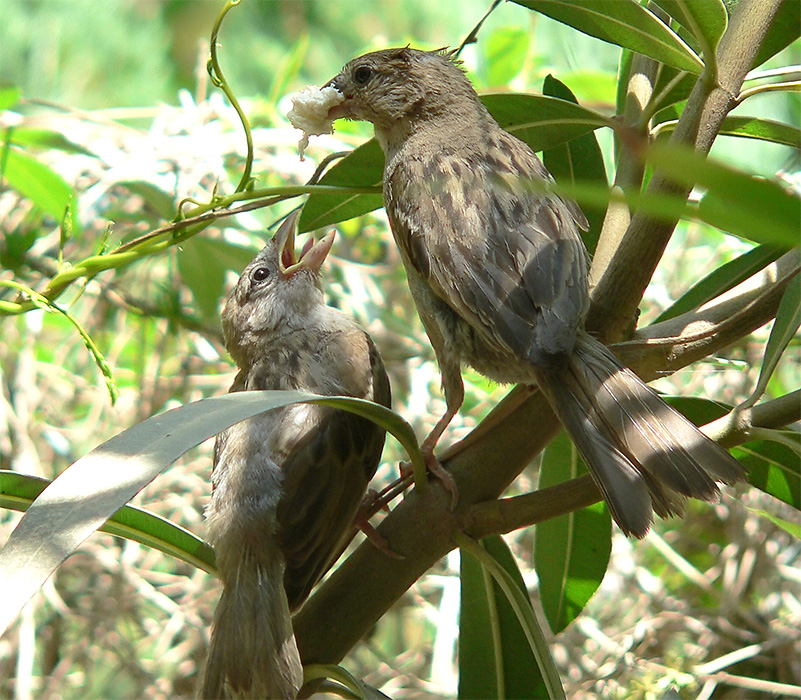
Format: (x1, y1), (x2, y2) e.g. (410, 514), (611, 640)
(252, 267), (270, 282)
(353, 66), (372, 84)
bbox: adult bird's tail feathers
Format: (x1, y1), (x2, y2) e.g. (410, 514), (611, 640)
(199, 542), (302, 700)
(537, 332), (746, 538)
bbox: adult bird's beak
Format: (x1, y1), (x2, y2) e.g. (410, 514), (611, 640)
(274, 210), (336, 278)
(323, 76), (351, 120)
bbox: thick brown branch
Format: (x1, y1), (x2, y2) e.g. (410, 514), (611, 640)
(589, 0), (784, 341)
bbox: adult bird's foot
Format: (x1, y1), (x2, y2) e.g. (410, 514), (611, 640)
(423, 450), (459, 510)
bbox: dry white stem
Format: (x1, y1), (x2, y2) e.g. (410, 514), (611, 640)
(287, 85), (344, 159)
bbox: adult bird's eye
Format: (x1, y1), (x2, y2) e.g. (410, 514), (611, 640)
(252, 267), (270, 282)
(353, 66), (372, 85)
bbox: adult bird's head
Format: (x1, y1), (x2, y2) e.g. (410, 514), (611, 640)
(325, 47), (484, 154)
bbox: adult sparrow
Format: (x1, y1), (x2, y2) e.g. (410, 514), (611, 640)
(323, 47), (744, 537)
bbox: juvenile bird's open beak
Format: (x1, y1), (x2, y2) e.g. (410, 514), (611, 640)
(274, 210), (336, 278)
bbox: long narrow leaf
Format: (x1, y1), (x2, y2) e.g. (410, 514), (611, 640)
(456, 533), (566, 700)
(459, 535), (547, 699)
(654, 244), (785, 323)
(514, 0), (704, 74)
(738, 273), (801, 409)
(0, 470), (216, 574)
(541, 75), (607, 254)
(0, 391), (422, 637)
(646, 142), (801, 247)
(652, 0), (728, 56)
(535, 433), (611, 634)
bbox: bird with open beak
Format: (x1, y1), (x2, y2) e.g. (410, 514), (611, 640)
(200, 211), (391, 699)
(320, 46), (744, 537)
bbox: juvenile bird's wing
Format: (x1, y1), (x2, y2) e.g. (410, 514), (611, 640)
(386, 130), (589, 366)
(270, 331), (391, 610)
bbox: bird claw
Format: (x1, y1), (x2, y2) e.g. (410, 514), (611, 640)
(353, 495), (405, 559)
(356, 518), (405, 560)
(423, 451), (459, 510)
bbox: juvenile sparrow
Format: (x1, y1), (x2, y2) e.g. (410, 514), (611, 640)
(200, 211), (391, 699)
(324, 47), (744, 537)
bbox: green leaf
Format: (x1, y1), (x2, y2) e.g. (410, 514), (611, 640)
(2, 146), (76, 223)
(177, 236), (258, 319)
(654, 244), (784, 323)
(652, 0), (728, 55)
(9, 128), (96, 157)
(657, 116), (801, 148)
(118, 180), (177, 220)
(717, 116), (801, 148)
(0, 86), (21, 111)
(482, 27), (531, 86)
(456, 534), (565, 700)
(0, 391), (422, 637)
(651, 67), (696, 122)
(267, 33), (310, 107)
(481, 93), (610, 153)
(459, 535), (547, 699)
(751, 0), (801, 69)
(739, 273), (801, 409)
(735, 437), (801, 509)
(299, 140), (385, 233)
(646, 142), (801, 247)
(541, 75), (607, 255)
(304, 663), (392, 699)
(513, 0), (704, 74)
(0, 470), (216, 574)
(535, 432), (611, 634)
(751, 508), (801, 538)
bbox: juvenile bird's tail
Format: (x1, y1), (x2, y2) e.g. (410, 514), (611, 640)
(199, 541), (302, 700)
(537, 332), (745, 537)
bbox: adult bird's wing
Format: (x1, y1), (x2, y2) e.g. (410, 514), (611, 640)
(386, 129), (590, 366)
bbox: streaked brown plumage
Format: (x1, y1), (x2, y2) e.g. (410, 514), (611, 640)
(325, 47), (745, 537)
(200, 212), (390, 699)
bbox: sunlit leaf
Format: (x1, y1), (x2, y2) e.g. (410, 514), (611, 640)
(652, 0), (728, 54)
(299, 139), (385, 232)
(735, 438), (801, 509)
(0, 391), (421, 637)
(2, 146), (76, 224)
(646, 143), (801, 247)
(514, 0), (704, 73)
(0, 470), (216, 574)
(482, 93), (611, 153)
(0, 86), (20, 111)
(751, 508), (801, 538)
(535, 432), (611, 634)
(657, 116), (801, 148)
(482, 27), (530, 86)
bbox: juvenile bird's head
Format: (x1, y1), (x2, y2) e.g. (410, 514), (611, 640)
(222, 211), (335, 364)
(325, 47), (485, 153)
